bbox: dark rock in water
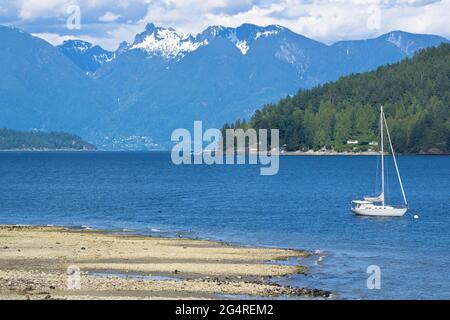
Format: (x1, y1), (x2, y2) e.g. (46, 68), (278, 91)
(301, 287), (332, 298)
(281, 285), (332, 298)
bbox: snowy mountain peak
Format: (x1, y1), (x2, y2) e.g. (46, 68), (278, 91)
(237, 24), (283, 39)
(128, 24), (207, 59)
(232, 24), (284, 54)
(204, 25), (227, 38)
(255, 28), (281, 40)
(200, 24), (284, 55)
(57, 40), (113, 72)
(124, 23), (287, 59)
(60, 40), (93, 53)
(145, 23), (158, 33)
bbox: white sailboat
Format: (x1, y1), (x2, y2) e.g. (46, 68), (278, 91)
(351, 106), (409, 217)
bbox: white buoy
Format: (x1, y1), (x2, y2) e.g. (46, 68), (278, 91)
(414, 215), (419, 219)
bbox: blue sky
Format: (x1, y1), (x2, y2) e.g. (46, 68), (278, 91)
(0, 0), (449, 50)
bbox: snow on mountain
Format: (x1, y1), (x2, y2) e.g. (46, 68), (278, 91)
(383, 31), (449, 56)
(386, 31), (418, 56)
(207, 24), (284, 55)
(66, 39), (92, 52)
(58, 40), (113, 72)
(57, 24), (449, 73)
(255, 29), (280, 40)
(235, 40), (249, 55)
(225, 30), (250, 55)
(123, 23), (284, 58)
(125, 23), (207, 59)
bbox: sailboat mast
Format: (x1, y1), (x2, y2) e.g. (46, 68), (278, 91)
(381, 106), (385, 208)
(382, 111), (409, 207)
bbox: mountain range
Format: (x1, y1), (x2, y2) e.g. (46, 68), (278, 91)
(0, 23), (448, 149)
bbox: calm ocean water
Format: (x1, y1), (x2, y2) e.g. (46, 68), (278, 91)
(0, 152), (449, 299)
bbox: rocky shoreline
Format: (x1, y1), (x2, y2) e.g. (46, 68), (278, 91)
(280, 150), (379, 156)
(280, 150), (450, 156)
(0, 225), (332, 300)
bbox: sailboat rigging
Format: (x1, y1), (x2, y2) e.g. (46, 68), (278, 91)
(351, 106), (409, 217)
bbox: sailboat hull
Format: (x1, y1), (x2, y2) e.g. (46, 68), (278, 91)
(352, 207), (407, 217)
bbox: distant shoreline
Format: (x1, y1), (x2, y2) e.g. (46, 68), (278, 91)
(0, 128), (96, 151)
(231, 150), (450, 156)
(280, 150), (379, 156)
(280, 151), (448, 156)
(0, 149), (95, 152)
(0, 149), (448, 155)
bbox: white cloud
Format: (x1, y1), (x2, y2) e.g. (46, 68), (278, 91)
(33, 31), (125, 50)
(18, 0), (67, 20)
(32, 32), (80, 45)
(3, 0), (449, 49)
(129, 0), (450, 44)
(98, 11), (120, 22)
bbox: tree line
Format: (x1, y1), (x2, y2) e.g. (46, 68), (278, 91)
(224, 44), (450, 154)
(0, 128), (96, 150)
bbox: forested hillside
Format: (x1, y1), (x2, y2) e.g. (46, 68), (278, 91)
(225, 44), (450, 154)
(0, 129), (96, 151)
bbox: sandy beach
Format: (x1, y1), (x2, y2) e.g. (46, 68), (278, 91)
(0, 225), (331, 300)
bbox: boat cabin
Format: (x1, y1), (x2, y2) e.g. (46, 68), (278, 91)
(351, 200), (376, 210)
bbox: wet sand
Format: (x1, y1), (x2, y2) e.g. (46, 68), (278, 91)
(0, 225), (330, 300)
